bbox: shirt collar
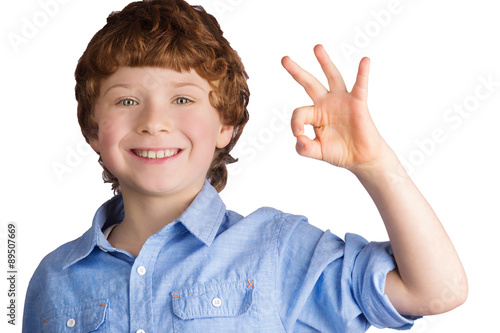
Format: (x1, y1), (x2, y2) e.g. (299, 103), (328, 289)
(173, 180), (226, 246)
(63, 180), (226, 269)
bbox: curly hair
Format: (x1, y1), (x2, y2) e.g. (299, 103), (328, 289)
(75, 0), (249, 194)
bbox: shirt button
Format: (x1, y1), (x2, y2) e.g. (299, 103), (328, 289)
(66, 318), (76, 327)
(137, 266), (146, 275)
(212, 297), (222, 307)
(136, 330), (146, 333)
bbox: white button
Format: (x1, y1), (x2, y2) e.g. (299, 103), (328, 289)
(137, 266), (146, 275)
(66, 318), (76, 327)
(136, 330), (145, 333)
(212, 297), (222, 307)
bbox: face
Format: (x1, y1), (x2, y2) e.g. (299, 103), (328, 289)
(90, 66), (233, 199)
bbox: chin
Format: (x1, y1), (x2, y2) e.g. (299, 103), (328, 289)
(121, 174), (206, 198)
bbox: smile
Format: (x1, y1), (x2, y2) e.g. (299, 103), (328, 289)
(132, 149), (180, 159)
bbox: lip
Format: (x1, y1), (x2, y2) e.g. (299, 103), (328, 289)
(128, 148), (183, 164)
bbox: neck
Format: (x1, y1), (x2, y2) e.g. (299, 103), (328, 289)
(117, 181), (204, 246)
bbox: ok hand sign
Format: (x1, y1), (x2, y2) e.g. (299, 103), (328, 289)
(282, 45), (392, 173)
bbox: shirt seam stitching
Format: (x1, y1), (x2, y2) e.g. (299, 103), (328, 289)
(274, 211), (290, 332)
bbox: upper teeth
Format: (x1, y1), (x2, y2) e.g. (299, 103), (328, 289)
(134, 149), (178, 159)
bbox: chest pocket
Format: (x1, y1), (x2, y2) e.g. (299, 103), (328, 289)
(171, 280), (257, 332)
(41, 299), (108, 333)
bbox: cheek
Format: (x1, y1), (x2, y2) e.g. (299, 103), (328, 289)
(96, 116), (129, 167)
(181, 113), (220, 159)
(98, 117), (121, 149)
(97, 113), (134, 144)
(97, 116), (119, 139)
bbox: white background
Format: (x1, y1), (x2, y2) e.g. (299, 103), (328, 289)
(1, 0), (499, 332)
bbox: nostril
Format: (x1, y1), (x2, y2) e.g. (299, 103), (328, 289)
(137, 122), (171, 135)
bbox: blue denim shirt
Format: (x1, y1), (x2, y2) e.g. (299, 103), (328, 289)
(23, 181), (417, 332)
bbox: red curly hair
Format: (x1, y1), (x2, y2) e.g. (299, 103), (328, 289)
(75, 0), (249, 193)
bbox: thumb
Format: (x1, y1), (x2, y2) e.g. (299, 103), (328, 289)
(291, 106), (323, 160)
(295, 135), (322, 160)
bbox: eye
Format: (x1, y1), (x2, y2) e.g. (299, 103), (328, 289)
(173, 97), (192, 105)
(118, 98), (138, 107)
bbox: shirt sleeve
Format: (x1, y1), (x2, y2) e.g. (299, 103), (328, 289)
(276, 215), (420, 332)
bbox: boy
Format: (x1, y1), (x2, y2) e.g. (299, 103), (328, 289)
(23, 0), (467, 331)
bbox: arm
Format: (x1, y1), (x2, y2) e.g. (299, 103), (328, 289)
(281, 45), (467, 316)
(23, 278), (41, 332)
(354, 147), (468, 316)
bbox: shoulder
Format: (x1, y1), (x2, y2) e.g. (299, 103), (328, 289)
(224, 205), (336, 247)
(27, 229), (91, 296)
(225, 206), (308, 230)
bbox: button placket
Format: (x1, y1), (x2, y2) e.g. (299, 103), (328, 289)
(130, 236), (164, 333)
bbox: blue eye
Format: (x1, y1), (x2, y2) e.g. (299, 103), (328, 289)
(173, 97), (191, 105)
(119, 99), (137, 106)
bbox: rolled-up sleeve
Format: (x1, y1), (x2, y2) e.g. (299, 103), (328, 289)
(347, 233), (419, 329)
(277, 216), (420, 332)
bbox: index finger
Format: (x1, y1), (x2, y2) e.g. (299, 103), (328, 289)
(281, 55), (328, 102)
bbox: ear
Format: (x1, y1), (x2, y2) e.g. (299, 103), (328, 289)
(216, 124), (234, 149)
(89, 136), (101, 153)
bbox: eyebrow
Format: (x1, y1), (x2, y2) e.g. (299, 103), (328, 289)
(103, 84), (131, 96)
(171, 82), (208, 93)
(102, 82), (207, 96)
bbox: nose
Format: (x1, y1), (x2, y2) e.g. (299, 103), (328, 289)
(136, 102), (171, 135)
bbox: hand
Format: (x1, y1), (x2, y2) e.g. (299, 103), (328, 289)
(282, 45), (392, 173)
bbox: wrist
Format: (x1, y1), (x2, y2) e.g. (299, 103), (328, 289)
(350, 147), (408, 186)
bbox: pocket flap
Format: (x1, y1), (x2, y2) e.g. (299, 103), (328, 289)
(42, 299), (108, 332)
(171, 280), (254, 320)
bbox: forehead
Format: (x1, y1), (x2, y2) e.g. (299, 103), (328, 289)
(100, 66), (211, 94)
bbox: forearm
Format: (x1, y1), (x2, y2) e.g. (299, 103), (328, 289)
(352, 146), (468, 316)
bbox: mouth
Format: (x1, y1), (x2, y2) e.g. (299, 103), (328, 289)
(131, 149), (181, 159)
